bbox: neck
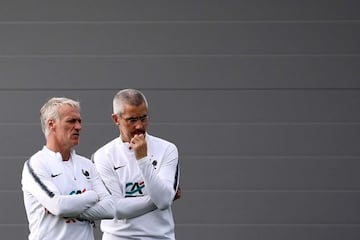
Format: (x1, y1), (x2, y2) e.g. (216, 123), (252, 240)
(61, 152), (71, 161)
(46, 143), (71, 160)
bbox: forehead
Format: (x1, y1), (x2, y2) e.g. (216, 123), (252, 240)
(58, 104), (81, 118)
(122, 102), (147, 116)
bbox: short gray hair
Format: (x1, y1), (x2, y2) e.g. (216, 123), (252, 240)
(113, 89), (148, 115)
(40, 97), (80, 137)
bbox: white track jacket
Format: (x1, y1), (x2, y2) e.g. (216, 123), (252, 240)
(22, 146), (114, 240)
(93, 133), (180, 240)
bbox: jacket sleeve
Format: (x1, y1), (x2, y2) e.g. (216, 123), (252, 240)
(115, 195), (157, 219)
(92, 151), (157, 219)
(137, 143), (180, 210)
(78, 163), (114, 220)
(22, 160), (98, 218)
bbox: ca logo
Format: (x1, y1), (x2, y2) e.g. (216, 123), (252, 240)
(125, 181), (145, 196)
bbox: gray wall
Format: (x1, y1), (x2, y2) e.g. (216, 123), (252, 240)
(1, 1), (360, 239)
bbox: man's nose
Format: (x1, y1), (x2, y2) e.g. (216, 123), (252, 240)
(75, 120), (82, 129)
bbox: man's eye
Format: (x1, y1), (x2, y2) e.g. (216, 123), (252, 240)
(67, 119), (81, 124)
(128, 118), (137, 123)
(140, 116), (147, 121)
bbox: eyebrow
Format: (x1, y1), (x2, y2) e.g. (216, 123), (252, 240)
(127, 114), (147, 119)
(66, 118), (82, 123)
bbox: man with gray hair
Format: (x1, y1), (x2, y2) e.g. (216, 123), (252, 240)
(93, 89), (181, 239)
(21, 97), (114, 240)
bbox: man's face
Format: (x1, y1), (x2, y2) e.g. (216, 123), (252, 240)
(113, 102), (148, 143)
(51, 105), (82, 149)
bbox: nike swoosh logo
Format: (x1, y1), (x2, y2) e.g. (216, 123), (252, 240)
(51, 173), (62, 178)
(114, 165), (126, 170)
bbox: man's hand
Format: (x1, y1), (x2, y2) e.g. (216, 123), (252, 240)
(129, 134), (147, 160)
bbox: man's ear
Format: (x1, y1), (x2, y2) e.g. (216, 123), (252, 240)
(111, 114), (120, 125)
(48, 119), (55, 130)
